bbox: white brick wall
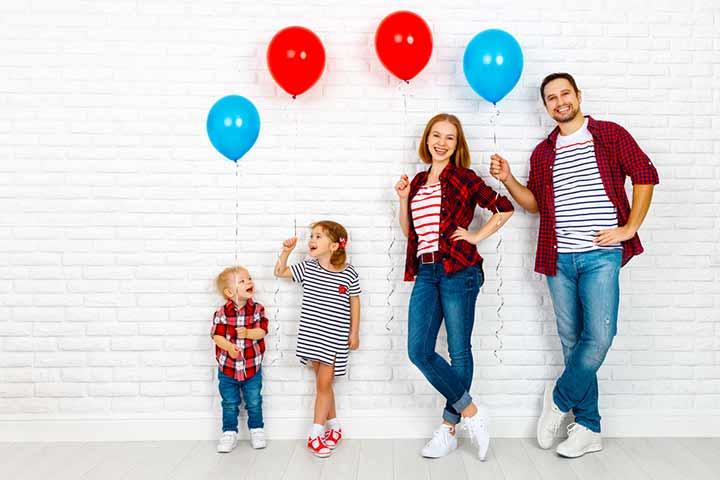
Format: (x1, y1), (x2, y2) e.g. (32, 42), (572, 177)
(1, 0), (719, 440)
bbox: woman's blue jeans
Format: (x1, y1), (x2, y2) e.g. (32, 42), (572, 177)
(408, 262), (483, 424)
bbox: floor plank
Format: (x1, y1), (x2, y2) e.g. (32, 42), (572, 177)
(677, 437), (720, 472)
(459, 441), (506, 479)
(245, 440), (295, 480)
(320, 439), (360, 480)
(393, 439), (430, 480)
(614, 438), (682, 480)
(281, 441), (325, 480)
(492, 438), (542, 480)
(356, 439), (393, 480)
(520, 438), (580, 480)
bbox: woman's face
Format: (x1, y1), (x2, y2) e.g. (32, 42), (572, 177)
(426, 120), (457, 163)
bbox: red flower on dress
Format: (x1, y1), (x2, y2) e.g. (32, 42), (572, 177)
(338, 285), (348, 294)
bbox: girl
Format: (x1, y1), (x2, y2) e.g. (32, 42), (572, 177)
(394, 113), (514, 460)
(275, 220), (361, 458)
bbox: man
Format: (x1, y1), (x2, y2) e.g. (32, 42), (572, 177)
(490, 73), (658, 458)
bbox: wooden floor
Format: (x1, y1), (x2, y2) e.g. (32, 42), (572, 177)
(1, 438), (718, 480)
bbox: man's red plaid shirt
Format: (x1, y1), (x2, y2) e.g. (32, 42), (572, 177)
(211, 298), (268, 381)
(527, 116), (660, 276)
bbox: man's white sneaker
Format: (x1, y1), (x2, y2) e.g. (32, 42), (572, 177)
(463, 409), (490, 461)
(536, 381), (568, 449)
(250, 428), (267, 449)
(217, 431), (238, 453)
(421, 424), (458, 458)
(556, 423), (602, 458)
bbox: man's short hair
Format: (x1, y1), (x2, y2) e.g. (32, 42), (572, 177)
(540, 73), (580, 105)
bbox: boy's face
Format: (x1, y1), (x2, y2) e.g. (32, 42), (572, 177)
(307, 226), (337, 259)
(223, 269), (255, 303)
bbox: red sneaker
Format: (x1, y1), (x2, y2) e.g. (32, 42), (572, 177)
(307, 435), (332, 458)
(323, 428), (342, 450)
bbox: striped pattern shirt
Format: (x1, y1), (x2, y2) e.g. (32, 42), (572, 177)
(554, 120), (621, 253)
(290, 259), (361, 377)
(411, 182), (441, 256)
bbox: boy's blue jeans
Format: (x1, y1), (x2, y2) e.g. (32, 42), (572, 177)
(408, 263), (483, 425)
(218, 369), (264, 432)
(546, 249), (621, 433)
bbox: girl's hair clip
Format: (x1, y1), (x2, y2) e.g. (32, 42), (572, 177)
(338, 237), (347, 249)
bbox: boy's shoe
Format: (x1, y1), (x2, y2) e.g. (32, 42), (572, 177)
(537, 381), (569, 449)
(421, 424), (457, 458)
(250, 428), (267, 449)
(556, 423), (603, 458)
(307, 435), (332, 458)
(217, 431), (238, 453)
(323, 428), (342, 450)
(464, 411), (490, 461)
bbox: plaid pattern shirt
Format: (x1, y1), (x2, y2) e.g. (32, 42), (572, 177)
(527, 116), (660, 276)
(404, 163), (514, 281)
(211, 299), (268, 381)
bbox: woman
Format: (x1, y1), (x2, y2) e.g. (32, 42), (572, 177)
(394, 113), (514, 460)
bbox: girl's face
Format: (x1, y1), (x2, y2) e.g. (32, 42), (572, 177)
(426, 120), (458, 163)
(308, 226), (337, 259)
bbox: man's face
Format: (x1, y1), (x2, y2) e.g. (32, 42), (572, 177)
(543, 78), (582, 124)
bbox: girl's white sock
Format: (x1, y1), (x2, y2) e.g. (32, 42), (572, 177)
(326, 418), (340, 430)
(309, 423), (324, 438)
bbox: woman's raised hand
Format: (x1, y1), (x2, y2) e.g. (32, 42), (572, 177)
(394, 174), (410, 200)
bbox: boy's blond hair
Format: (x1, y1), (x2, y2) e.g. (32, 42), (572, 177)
(216, 266), (249, 297)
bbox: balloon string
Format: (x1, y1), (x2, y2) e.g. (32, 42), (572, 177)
(386, 81), (409, 332)
(488, 101), (505, 364)
(235, 161), (240, 267)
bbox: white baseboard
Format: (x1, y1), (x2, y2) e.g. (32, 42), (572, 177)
(2, 410), (719, 441)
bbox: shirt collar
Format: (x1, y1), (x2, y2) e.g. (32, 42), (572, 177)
(546, 115), (595, 145)
(224, 297), (253, 313)
(423, 160), (457, 179)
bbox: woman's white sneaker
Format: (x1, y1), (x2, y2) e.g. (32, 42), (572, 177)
(463, 410), (490, 461)
(556, 423), (602, 458)
(421, 424), (458, 458)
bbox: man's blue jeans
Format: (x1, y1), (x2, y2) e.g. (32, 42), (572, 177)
(408, 262), (483, 425)
(546, 249), (621, 433)
(218, 369), (264, 432)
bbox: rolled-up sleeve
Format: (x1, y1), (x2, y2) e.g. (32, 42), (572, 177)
(614, 124), (659, 185)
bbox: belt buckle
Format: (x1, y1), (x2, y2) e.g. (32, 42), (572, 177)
(421, 252), (434, 264)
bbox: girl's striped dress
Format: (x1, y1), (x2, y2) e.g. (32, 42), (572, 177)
(290, 259), (361, 376)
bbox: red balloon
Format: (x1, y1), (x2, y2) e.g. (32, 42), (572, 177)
(375, 11), (433, 82)
(267, 26), (325, 98)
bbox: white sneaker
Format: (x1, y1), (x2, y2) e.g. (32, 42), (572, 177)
(217, 431), (238, 453)
(556, 423), (603, 458)
(421, 424), (458, 458)
(536, 381), (568, 449)
(250, 428), (267, 449)
(463, 409), (490, 461)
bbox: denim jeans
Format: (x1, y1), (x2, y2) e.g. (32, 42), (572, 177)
(218, 369), (264, 432)
(546, 249), (621, 433)
(408, 262), (483, 424)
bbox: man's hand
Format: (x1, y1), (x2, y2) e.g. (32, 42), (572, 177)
(490, 154), (511, 183)
(595, 226), (635, 246)
(236, 327), (248, 339)
(227, 344), (240, 359)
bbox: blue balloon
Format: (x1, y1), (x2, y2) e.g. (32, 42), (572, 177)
(463, 29), (524, 104)
(206, 95), (260, 162)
